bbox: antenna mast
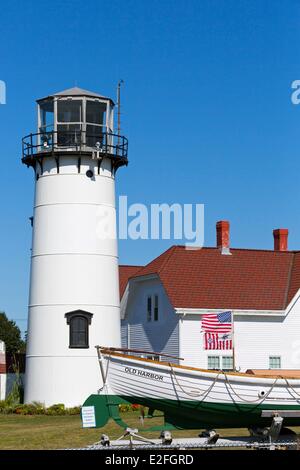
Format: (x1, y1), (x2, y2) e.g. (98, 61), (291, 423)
(117, 80), (124, 149)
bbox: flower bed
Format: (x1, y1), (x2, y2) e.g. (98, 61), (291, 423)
(0, 401), (81, 415)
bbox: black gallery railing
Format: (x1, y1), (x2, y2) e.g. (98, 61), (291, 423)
(22, 130), (128, 160)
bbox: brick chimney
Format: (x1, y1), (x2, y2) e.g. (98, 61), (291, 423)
(216, 220), (231, 254)
(273, 228), (288, 252)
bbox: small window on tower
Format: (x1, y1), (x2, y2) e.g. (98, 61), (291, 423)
(65, 310), (93, 349)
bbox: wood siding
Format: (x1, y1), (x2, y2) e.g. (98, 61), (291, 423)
(121, 278), (179, 362)
(179, 298), (300, 371)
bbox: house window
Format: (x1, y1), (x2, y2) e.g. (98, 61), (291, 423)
(269, 356), (281, 369)
(65, 310), (93, 348)
(222, 356), (233, 371)
(146, 355), (160, 361)
(147, 296), (152, 322)
(207, 356), (220, 370)
(147, 295), (159, 322)
(154, 295), (159, 321)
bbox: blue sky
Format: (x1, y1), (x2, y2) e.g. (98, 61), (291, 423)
(0, 0), (300, 335)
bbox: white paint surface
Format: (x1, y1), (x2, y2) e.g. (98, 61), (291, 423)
(25, 155), (121, 406)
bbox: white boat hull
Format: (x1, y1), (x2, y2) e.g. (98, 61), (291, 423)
(83, 350), (300, 429)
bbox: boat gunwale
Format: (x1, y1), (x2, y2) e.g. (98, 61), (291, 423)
(100, 348), (300, 381)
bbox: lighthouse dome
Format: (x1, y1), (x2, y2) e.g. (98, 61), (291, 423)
(38, 86), (115, 104)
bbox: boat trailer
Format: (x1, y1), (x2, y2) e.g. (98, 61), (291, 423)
(77, 411), (300, 450)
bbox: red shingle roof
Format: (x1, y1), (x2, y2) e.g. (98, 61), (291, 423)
(119, 265), (143, 298)
(287, 252), (300, 305)
(124, 246), (300, 311)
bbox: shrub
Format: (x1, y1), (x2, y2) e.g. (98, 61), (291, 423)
(31, 401), (46, 414)
(0, 401), (6, 412)
(131, 404), (140, 411)
(13, 405), (27, 415)
(118, 404), (131, 412)
(45, 403), (66, 415)
(0, 400), (14, 414)
(66, 406), (81, 415)
(0, 400), (79, 416)
(14, 403), (45, 415)
(14, 404), (34, 415)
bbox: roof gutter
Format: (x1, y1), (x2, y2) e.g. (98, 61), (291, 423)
(174, 308), (286, 317)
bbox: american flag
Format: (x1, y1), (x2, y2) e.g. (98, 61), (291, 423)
(202, 311), (233, 350)
(204, 332), (233, 350)
(201, 311), (232, 333)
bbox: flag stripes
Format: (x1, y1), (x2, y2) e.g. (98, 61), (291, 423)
(201, 311), (233, 350)
(204, 332), (233, 350)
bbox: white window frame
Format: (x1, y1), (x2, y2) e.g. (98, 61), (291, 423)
(54, 97), (83, 147)
(221, 356), (234, 371)
(269, 356), (281, 369)
(207, 355), (234, 370)
(207, 355), (220, 370)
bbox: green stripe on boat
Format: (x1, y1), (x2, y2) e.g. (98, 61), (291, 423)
(83, 394), (300, 430)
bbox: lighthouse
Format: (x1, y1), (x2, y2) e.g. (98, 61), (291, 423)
(22, 87), (128, 406)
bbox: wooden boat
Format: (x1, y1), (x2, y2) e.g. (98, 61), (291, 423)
(82, 347), (300, 430)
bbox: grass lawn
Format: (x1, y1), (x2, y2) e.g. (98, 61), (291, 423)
(1, 412), (300, 450)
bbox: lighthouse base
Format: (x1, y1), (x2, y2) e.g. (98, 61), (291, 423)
(24, 303), (121, 407)
(24, 355), (107, 407)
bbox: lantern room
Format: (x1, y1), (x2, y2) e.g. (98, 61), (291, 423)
(38, 86), (113, 148)
(22, 86), (128, 166)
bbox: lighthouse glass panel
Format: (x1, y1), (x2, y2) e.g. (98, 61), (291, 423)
(39, 100), (54, 150)
(57, 100), (82, 122)
(86, 100), (107, 148)
(86, 124), (104, 147)
(69, 316), (89, 348)
(40, 100), (54, 132)
(86, 100), (106, 125)
(57, 100), (83, 147)
(57, 124), (82, 146)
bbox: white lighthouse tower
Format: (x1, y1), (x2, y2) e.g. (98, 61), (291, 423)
(22, 87), (128, 406)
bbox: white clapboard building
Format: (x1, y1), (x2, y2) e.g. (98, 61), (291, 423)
(120, 221), (300, 372)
